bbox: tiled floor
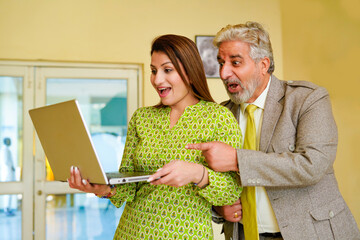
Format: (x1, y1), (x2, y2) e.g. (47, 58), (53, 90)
(1, 199), (225, 240)
(0, 198), (124, 240)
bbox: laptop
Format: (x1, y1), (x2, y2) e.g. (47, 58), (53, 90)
(29, 99), (154, 185)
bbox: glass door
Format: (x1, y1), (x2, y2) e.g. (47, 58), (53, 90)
(33, 66), (140, 239)
(0, 61), (141, 240)
(0, 65), (35, 240)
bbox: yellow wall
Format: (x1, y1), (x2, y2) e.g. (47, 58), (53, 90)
(0, 1), (282, 238)
(280, 0), (360, 227)
(0, 0), (358, 231)
(0, 0), (283, 105)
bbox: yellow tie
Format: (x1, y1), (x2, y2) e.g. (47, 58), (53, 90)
(241, 104), (259, 240)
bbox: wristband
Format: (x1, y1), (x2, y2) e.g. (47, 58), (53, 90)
(194, 165), (205, 186)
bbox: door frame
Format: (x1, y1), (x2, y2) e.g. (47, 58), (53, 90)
(0, 64), (35, 240)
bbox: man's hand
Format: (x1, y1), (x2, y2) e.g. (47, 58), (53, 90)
(186, 141), (238, 172)
(214, 199), (242, 222)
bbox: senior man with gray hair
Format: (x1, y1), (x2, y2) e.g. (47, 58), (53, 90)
(186, 22), (359, 240)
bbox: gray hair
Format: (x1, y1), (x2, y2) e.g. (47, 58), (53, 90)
(213, 21), (275, 74)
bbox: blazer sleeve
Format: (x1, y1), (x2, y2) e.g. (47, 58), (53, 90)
(237, 86), (338, 187)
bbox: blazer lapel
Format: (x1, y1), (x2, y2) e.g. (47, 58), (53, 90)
(259, 76), (285, 152)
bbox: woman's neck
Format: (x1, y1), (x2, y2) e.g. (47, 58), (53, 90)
(169, 98), (199, 128)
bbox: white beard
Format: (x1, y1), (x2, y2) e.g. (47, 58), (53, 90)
(223, 72), (262, 104)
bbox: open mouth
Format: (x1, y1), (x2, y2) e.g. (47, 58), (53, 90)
(227, 82), (241, 93)
(229, 83), (238, 89)
(158, 87), (171, 97)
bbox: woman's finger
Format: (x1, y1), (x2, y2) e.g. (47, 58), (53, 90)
(70, 166), (75, 184)
(73, 167), (83, 186)
(148, 165), (172, 182)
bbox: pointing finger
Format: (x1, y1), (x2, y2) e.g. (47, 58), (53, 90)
(185, 142), (211, 151)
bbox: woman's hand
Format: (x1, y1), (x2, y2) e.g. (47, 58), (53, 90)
(67, 166), (111, 196)
(148, 160), (208, 188)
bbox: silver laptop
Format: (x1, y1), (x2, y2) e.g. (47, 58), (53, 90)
(29, 99), (154, 185)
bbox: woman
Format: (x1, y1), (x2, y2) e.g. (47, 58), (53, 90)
(68, 34), (242, 239)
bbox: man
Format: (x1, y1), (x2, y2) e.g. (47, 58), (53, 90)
(186, 22), (359, 239)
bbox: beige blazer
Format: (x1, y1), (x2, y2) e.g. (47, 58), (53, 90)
(222, 76), (359, 240)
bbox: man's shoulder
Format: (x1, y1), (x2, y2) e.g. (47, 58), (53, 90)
(272, 75), (328, 98)
(271, 77), (331, 111)
(281, 79), (329, 98)
(284, 79), (319, 90)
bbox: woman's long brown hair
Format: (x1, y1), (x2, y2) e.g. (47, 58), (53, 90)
(151, 34), (215, 107)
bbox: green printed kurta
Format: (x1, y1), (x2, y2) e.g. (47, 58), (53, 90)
(109, 100), (242, 240)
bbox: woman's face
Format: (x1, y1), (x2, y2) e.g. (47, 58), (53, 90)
(150, 51), (197, 109)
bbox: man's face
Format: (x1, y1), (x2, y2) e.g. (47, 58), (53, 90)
(217, 40), (263, 104)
